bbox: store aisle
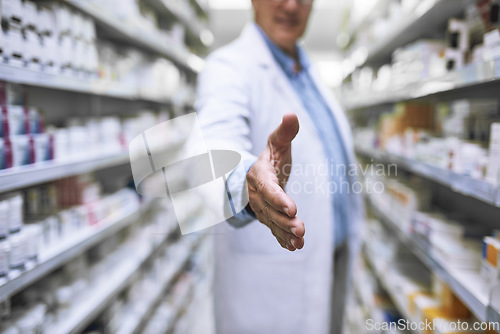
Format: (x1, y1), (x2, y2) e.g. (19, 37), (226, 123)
(1, 0), (500, 333)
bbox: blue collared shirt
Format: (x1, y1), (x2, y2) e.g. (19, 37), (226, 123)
(256, 25), (352, 249)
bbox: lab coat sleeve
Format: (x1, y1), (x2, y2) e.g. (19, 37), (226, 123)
(195, 50), (258, 228)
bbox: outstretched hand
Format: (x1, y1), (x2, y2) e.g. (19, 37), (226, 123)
(246, 113), (305, 251)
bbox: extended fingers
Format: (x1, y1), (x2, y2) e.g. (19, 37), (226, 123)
(250, 173), (297, 218)
(252, 194), (305, 250)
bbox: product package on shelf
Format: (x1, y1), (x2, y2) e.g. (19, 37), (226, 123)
(362, 220), (481, 334)
(354, 97), (500, 183)
(477, 0), (500, 32)
(1, 0), (23, 26)
(444, 100), (499, 142)
(482, 236), (500, 288)
(0, 106), (176, 171)
(367, 174), (485, 270)
(378, 102), (436, 152)
(0, 0), (192, 100)
(0, 173), (141, 286)
(342, 0), (500, 108)
(0, 201), (172, 333)
(487, 123), (500, 185)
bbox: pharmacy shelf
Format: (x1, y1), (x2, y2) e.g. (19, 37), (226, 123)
(0, 63), (178, 104)
(47, 217), (196, 334)
(351, 277), (371, 318)
(348, 0), (392, 39)
(192, 0), (209, 16)
(351, 269), (397, 333)
(64, 0), (204, 74)
(488, 307), (500, 325)
(356, 146), (499, 207)
(362, 248), (420, 334)
(0, 152), (129, 193)
(343, 59), (500, 110)
(345, 0), (474, 78)
(0, 200), (154, 301)
(164, 277), (196, 333)
(0, 64), (128, 100)
(367, 195), (494, 322)
(116, 242), (198, 334)
(151, 0), (207, 38)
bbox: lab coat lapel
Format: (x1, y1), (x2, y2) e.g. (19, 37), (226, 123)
(241, 24), (320, 146)
(241, 23), (353, 159)
(308, 66), (355, 163)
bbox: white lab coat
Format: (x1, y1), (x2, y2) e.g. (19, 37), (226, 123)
(196, 23), (363, 334)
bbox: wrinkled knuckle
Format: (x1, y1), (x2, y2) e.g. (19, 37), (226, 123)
(263, 203), (272, 217)
(256, 210), (265, 224)
(248, 192), (258, 206)
(256, 179), (267, 192)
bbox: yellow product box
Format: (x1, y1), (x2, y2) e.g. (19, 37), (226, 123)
(423, 308), (475, 334)
(414, 295), (440, 327)
(432, 275), (471, 319)
(481, 237), (500, 285)
(404, 282), (431, 318)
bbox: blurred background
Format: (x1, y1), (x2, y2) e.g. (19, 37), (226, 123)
(0, 0), (500, 333)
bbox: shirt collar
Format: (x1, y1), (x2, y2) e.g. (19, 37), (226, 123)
(255, 23), (310, 78)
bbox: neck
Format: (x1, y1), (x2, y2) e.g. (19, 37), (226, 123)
(281, 44), (298, 60)
(279, 43), (302, 73)
(256, 23), (299, 61)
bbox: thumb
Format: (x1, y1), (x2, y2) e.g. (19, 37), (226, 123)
(268, 113), (300, 150)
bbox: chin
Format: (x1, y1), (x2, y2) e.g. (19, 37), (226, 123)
(275, 29), (301, 44)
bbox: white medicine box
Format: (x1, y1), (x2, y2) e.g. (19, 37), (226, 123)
(38, 7), (57, 36)
(23, 1), (38, 31)
(54, 5), (72, 36)
(41, 34), (60, 71)
(59, 35), (74, 69)
(24, 29), (41, 69)
(487, 123), (500, 185)
(4, 27), (24, 65)
(1, 0), (23, 25)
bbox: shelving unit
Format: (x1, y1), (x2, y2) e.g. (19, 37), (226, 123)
(344, 59), (500, 110)
(170, 283), (197, 330)
(348, 0), (392, 40)
(0, 1), (211, 332)
(0, 63), (188, 104)
(64, 0), (205, 74)
(362, 248), (420, 334)
(192, 0), (209, 16)
(47, 227), (203, 334)
(0, 65), (158, 104)
(150, 0), (207, 38)
(0, 200), (155, 301)
(115, 238), (200, 334)
(345, 0), (500, 328)
(345, 0), (475, 79)
(0, 152), (129, 193)
(0, 64), (131, 100)
(366, 195), (494, 322)
(356, 146), (499, 207)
